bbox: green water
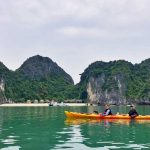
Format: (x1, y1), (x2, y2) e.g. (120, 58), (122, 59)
(0, 106), (150, 150)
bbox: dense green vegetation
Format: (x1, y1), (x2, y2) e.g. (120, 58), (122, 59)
(1, 55), (150, 103)
(0, 55), (79, 102)
(5, 74), (78, 102)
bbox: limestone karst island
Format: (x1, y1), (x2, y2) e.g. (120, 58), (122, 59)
(1, 55), (150, 105)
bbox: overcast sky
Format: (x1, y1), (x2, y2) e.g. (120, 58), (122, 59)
(0, 0), (150, 83)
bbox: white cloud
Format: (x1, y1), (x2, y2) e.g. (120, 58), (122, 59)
(0, 0), (150, 25)
(58, 27), (104, 37)
(57, 25), (146, 40)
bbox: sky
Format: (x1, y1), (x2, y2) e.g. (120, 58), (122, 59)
(0, 0), (150, 83)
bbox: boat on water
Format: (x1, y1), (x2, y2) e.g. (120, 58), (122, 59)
(64, 111), (150, 120)
(49, 102), (67, 107)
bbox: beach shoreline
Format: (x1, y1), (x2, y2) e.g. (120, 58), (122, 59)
(0, 103), (87, 107)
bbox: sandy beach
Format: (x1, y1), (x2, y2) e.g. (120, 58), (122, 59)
(0, 103), (87, 107)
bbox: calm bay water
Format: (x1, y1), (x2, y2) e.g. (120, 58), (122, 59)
(0, 106), (150, 150)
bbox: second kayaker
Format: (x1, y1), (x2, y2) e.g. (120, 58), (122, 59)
(128, 105), (139, 118)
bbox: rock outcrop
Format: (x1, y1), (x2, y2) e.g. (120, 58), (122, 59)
(17, 55), (73, 84)
(79, 60), (150, 104)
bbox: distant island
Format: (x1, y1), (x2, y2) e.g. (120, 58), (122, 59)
(0, 55), (150, 105)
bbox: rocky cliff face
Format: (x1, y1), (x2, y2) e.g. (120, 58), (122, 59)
(0, 78), (7, 104)
(87, 74), (127, 104)
(0, 62), (9, 103)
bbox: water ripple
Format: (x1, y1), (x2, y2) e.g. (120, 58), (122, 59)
(0, 146), (21, 150)
(1, 139), (18, 145)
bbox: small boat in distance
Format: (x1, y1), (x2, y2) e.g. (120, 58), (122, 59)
(49, 101), (67, 107)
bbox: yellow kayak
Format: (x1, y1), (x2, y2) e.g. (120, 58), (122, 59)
(65, 111), (150, 120)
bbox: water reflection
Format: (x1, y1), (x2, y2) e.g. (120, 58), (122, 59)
(65, 118), (150, 126)
(54, 125), (106, 150)
(0, 146), (21, 150)
(0, 107), (76, 150)
(65, 118), (150, 149)
(0, 106), (150, 150)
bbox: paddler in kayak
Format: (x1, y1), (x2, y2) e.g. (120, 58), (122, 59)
(128, 105), (138, 118)
(101, 104), (113, 116)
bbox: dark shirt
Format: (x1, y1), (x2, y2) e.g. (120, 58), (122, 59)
(128, 109), (138, 118)
(103, 108), (112, 116)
